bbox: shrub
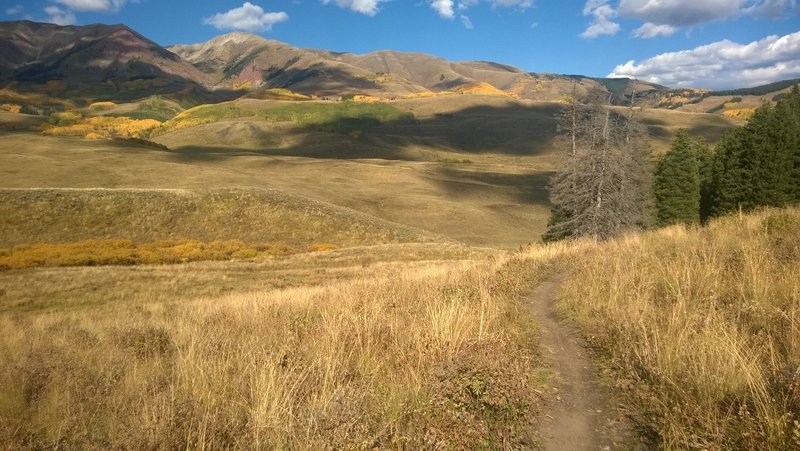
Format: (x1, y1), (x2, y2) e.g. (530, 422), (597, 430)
(89, 101), (116, 111)
(48, 111), (82, 126)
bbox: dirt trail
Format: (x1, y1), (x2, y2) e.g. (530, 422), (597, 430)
(527, 277), (637, 450)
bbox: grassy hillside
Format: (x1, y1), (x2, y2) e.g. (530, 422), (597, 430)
(0, 188), (435, 249)
(0, 96), (738, 247)
(626, 107), (740, 154)
(154, 100), (414, 135)
(548, 207), (800, 449)
(0, 132), (552, 248)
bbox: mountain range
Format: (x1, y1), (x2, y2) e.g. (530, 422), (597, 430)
(0, 20), (794, 109)
(0, 20), (669, 106)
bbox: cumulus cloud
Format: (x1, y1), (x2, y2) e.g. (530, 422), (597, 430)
(5, 5), (23, 15)
(461, 14), (474, 28)
(431, 0), (454, 18)
(322, 0), (382, 16)
(618, 0), (744, 27)
(204, 2), (288, 31)
(608, 31), (800, 89)
(44, 5), (77, 25)
(53, 0), (127, 13)
(583, 0), (796, 40)
(581, 0), (620, 38)
(632, 22), (677, 38)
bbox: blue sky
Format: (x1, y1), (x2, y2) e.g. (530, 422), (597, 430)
(4, 1), (799, 89)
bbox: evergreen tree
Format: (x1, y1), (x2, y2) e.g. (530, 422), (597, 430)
(695, 138), (715, 222)
(711, 127), (749, 216)
(710, 86), (800, 217)
(745, 103), (792, 207)
(776, 84), (800, 202)
(654, 130), (700, 226)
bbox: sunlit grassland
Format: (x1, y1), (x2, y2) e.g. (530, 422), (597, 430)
(548, 208), (800, 449)
(0, 250), (550, 449)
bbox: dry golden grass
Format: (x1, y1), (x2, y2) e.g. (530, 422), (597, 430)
(0, 133), (552, 249)
(0, 188), (436, 249)
(0, 251), (549, 448)
(88, 101), (117, 111)
(0, 243), (500, 313)
(545, 208), (800, 449)
(0, 239), (293, 269)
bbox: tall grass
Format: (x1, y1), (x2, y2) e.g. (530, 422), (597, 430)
(550, 208), (800, 449)
(0, 257), (547, 448)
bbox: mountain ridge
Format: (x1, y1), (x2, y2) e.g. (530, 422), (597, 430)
(0, 21), (795, 108)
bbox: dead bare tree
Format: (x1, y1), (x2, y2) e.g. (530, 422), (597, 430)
(544, 84), (651, 241)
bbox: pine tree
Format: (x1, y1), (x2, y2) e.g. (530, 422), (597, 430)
(710, 127), (749, 216)
(710, 87), (800, 217)
(776, 84), (800, 202)
(654, 130), (700, 226)
(745, 103), (792, 207)
(695, 138), (715, 222)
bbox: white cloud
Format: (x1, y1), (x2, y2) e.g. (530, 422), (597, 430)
(632, 22), (677, 38)
(44, 5), (77, 25)
(204, 2), (288, 31)
(431, 0), (455, 18)
(323, 0), (381, 16)
(583, 0), (796, 40)
(53, 0), (127, 13)
(608, 31), (800, 89)
(581, 0), (619, 38)
(618, 0), (744, 27)
(6, 5), (23, 15)
(447, 0), (533, 17)
(460, 14), (474, 28)
(744, 0), (798, 17)
(489, 0), (533, 7)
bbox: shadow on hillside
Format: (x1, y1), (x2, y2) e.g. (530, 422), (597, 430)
(163, 102), (561, 162)
(12, 60), (240, 107)
(638, 114), (735, 145)
(433, 167), (554, 205)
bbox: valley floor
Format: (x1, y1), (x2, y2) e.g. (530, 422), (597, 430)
(2, 99), (794, 449)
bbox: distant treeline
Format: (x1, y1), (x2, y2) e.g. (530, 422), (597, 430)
(710, 79), (800, 97)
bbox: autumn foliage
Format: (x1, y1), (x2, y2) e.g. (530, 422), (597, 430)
(0, 239), (295, 269)
(42, 116), (162, 139)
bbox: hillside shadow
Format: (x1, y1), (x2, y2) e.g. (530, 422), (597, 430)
(163, 102), (560, 163)
(432, 166), (554, 205)
(9, 59), (240, 107)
